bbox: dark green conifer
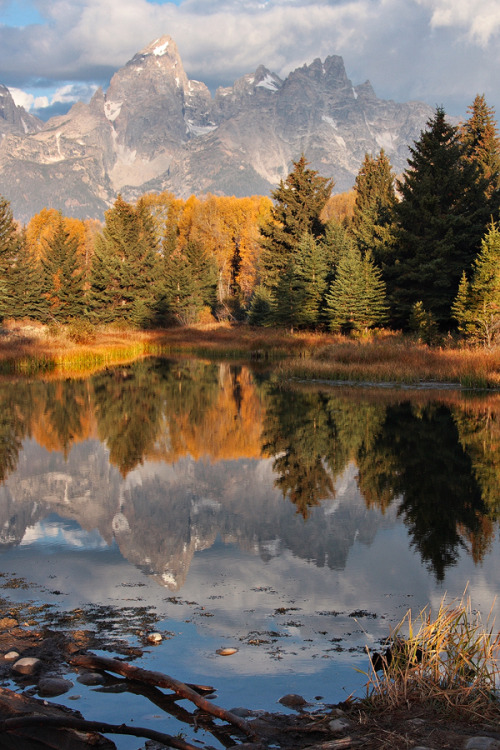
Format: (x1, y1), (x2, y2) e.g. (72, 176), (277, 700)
(460, 94), (500, 200)
(325, 246), (387, 332)
(89, 195), (159, 326)
(387, 107), (491, 328)
(351, 149), (396, 264)
(41, 216), (85, 321)
(260, 156), (333, 291)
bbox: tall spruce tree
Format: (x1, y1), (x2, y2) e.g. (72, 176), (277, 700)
(351, 149), (396, 265)
(0, 195), (19, 320)
(325, 246), (387, 333)
(452, 222), (500, 347)
(90, 196), (159, 326)
(259, 156), (333, 291)
(387, 107), (491, 328)
(460, 94), (500, 201)
(9, 231), (47, 321)
(41, 216), (85, 321)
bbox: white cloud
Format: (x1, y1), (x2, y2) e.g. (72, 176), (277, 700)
(0, 0), (499, 118)
(416, 0), (500, 45)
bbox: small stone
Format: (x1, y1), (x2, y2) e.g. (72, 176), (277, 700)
(278, 693), (308, 708)
(216, 647), (238, 656)
(3, 651), (19, 661)
(0, 617), (18, 630)
(38, 677), (73, 697)
(329, 718), (351, 733)
(465, 739), (500, 750)
(147, 632), (162, 644)
(77, 671), (105, 686)
(12, 657), (41, 675)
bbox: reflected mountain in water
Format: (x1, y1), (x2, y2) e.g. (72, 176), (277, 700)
(0, 358), (499, 585)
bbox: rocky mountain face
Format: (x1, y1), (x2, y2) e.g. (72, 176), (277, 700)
(0, 36), (433, 223)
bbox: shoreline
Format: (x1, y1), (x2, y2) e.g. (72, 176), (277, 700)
(1, 320), (500, 389)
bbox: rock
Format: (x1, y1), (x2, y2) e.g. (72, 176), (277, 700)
(12, 657), (41, 674)
(38, 677), (73, 697)
(3, 651), (19, 661)
(77, 671), (105, 686)
(229, 707), (260, 717)
(146, 632), (162, 644)
(216, 647), (238, 656)
(0, 617), (18, 630)
(465, 739), (500, 750)
(278, 693), (308, 708)
(329, 717), (352, 733)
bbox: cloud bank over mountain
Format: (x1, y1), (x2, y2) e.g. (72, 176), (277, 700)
(1, 0), (499, 119)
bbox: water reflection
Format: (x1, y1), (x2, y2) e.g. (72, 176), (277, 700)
(0, 359), (499, 584)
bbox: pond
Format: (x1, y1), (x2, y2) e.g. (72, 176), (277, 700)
(0, 357), (499, 747)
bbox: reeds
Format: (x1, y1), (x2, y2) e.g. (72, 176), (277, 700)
(362, 594), (500, 720)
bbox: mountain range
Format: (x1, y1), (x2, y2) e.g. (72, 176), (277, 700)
(0, 35), (433, 224)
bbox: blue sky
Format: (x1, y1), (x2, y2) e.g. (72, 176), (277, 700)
(1, 0), (499, 121)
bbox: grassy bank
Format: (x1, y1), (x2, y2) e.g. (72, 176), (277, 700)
(1, 320), (500, 387)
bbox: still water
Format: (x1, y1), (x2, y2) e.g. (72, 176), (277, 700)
(0, 357), (499, 746)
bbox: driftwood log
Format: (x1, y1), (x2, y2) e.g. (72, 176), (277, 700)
(70, 651), (257, 739)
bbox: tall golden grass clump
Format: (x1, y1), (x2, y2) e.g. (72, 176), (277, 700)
(363, 594), (500, 720)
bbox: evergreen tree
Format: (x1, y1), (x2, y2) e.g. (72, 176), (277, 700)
(325, 246), (387, 333)
(460, 94), (500, 200)
(259, 156), (333, 291)
(0, 195), (20, 320)
(387, 107), (491, 328)
(293, 232), (328, 327)
(452, 222), (500, 347)
(248, 285), (274, 326)
(9, 232), (47, 321)
(41, 216), (85, 321)
(351, 149), (397, 264)
(89, 196), (159, 326)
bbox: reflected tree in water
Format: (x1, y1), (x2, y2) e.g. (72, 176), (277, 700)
(92, 361), (167, 475)
(0, 381), (38, 481)
(41, 380), (90, 457)
(357, 402), (489, 580)
(261, 388), (336, 518)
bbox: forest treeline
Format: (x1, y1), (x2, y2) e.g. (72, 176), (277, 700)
(1, 95), (500, 345)
(1, 358), (499, 578)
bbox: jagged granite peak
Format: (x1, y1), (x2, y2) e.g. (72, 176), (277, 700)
(0, 36), (434, 223)
(0, 84), (43, 136)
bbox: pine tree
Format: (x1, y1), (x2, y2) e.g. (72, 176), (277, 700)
(351, 149), (397, 264)
(0, 195), (20, 320)
(387, 107), (491, 328)
(9, 232), (47, 321)
(452, 222), (500, 347)
(259, 156), (333, 291)
(460, 94), (500, 200)
(89, 196), (159, 326)
(325, 246), (387, 333)
(293, 232), (328, 327)
(41, 216), (85, 321)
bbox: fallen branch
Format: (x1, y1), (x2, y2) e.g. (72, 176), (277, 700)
(0, 716), (198, 750)
(70, 652), (257, 739)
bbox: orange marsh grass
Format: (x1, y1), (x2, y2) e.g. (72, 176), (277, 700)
(361, 594), (500, 721)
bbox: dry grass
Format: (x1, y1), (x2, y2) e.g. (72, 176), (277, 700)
(277, 333), (500, 389)
(1, 320), (500, 387)
(362, 594), (500, 721)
